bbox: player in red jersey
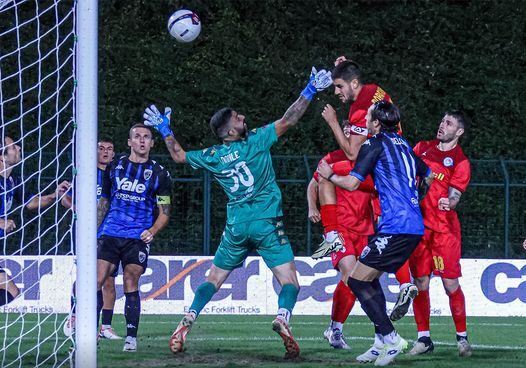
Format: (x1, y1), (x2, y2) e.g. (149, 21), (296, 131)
(408, 111), (472, 357)
(311, 57), (416, 326)
(308, 143), (374, 349)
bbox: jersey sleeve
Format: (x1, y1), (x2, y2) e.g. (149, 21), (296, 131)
(348, 110), (369, 137)
(155, 170), (172, 205)
(413, 141), (423, 156)
(100, 166), (112, 199)
(350, 139), (381, 181)
(186, 148), (217, 170)
(450, 158), (471, 192)
(415, 154), (431, 178)
(250, 122), (278, 151)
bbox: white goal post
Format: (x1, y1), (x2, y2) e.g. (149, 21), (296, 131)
(0, 0), (97, 366)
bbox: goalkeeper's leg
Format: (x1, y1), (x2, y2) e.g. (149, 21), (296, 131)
(270, 261), (300, 359)
(169, 265), (231, 354)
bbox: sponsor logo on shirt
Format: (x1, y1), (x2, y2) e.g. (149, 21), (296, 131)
(116, 177), (146, 193)
(443, 157), (454, 167)
(434, 172), (445, 181)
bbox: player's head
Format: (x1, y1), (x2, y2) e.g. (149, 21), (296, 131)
(209, 107), (248, 143)
(97, 137), (115, 167)
(0, 136), (22, 169)
(331, 60), (362, 103)
(366, 100), (400, 134)
(128, 124), (154, 157)
(437, 110), (466, 143)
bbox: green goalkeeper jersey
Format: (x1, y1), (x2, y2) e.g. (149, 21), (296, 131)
(186, 122), (282, 225)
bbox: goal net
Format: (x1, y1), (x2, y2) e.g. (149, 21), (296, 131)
(0, 0), (85, 366)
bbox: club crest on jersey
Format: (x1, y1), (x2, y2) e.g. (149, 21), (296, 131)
(144, 169), (153, 180)
(360, 246), (371, 259)
(443, 157), (454, 167)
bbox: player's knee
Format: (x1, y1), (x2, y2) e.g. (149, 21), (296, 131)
(414, 275), (430, 290)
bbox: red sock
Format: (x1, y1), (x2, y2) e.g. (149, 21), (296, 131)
(331, 280), (356, 323)
(447, 286), (467, 333)
(395, 261), (411, 285)
(413, 289), (430, 332)
(320, 204), (339, 235)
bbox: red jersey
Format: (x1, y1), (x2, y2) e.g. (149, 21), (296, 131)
(348, 83), (392, 137)
(313, 149), (374, 235)
(414, 140), (471, 233)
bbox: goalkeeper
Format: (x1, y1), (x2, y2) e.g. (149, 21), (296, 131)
(143, 67), (332, 359)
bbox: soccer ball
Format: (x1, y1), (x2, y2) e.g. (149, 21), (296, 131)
(167, 9), (201, 43)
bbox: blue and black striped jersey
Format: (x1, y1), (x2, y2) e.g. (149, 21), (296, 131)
(98, 156), (172, 239)
(351, 131), (430, 235)
(0, 174), (28, 237)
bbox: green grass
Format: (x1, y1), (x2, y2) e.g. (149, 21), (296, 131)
(2, 314), (525, 367)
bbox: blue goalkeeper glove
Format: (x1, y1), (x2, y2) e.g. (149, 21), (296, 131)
(300, 67), (333, 101)
(143, 105), (174, 138)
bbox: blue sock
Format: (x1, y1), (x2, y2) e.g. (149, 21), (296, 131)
(189, 282), (216, 317)
(124, 291), (141, 338)
(348, 277), (394, 336)
(96, 290), (103, 327)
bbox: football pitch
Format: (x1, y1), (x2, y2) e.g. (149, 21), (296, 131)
(2, 314), (525, 367)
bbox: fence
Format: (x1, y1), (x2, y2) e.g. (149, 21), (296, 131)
(6, 155), (525, 259)
(157, 155), (526, 259)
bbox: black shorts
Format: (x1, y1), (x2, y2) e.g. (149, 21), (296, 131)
(359, 233), (422, 274)
(97, 236), (149, 273)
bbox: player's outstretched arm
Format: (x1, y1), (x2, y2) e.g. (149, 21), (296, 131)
(26, 180), (70, 210)
(0, 218), (16, 233)
(144, 105), (187, 163)
(306, 178), (321, 223)
(317, 159), (361, 192)
(275, 67), (332, 137)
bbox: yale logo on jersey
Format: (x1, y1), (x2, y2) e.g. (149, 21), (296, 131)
(220, 151), (240, 164)
(116, 177), (146, 193)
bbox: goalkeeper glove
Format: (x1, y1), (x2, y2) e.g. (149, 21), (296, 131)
(143, 105), (174, 138)
(300, 67), (333, 101)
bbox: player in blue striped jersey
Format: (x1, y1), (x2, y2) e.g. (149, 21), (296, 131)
(96, 124), (172, 352)
(62, 138), (122, 340)
(317, 101), (433, 366)
(0, 135), (70, 306)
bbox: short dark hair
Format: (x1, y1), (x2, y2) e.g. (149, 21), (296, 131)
(209, 107), (232, 141)
(371, 100), (400, 132)
(444, 110), (469, 131)
(98, 137), (114, 145)
(129, 123), (153, 138)
(332, 60), (362, 83)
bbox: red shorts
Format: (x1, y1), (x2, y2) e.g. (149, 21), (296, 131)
(331, 230), (369, 271)
(409, 226), (462, 279)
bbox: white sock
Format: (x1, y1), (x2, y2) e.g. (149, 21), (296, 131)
(330, 321), (343, 331)
(456, 331), (467, 337)
(417, 331), (430, 338)
(383, 330), (398, 345)
(374, 333), (384, 346)
(399, 282), (412, 290)
(101, 324), (111, 329)
(277, 308), (290, 323)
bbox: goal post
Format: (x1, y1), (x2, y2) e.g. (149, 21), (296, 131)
(0, 0), (98, 366)
(74, 0), (98, 367)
